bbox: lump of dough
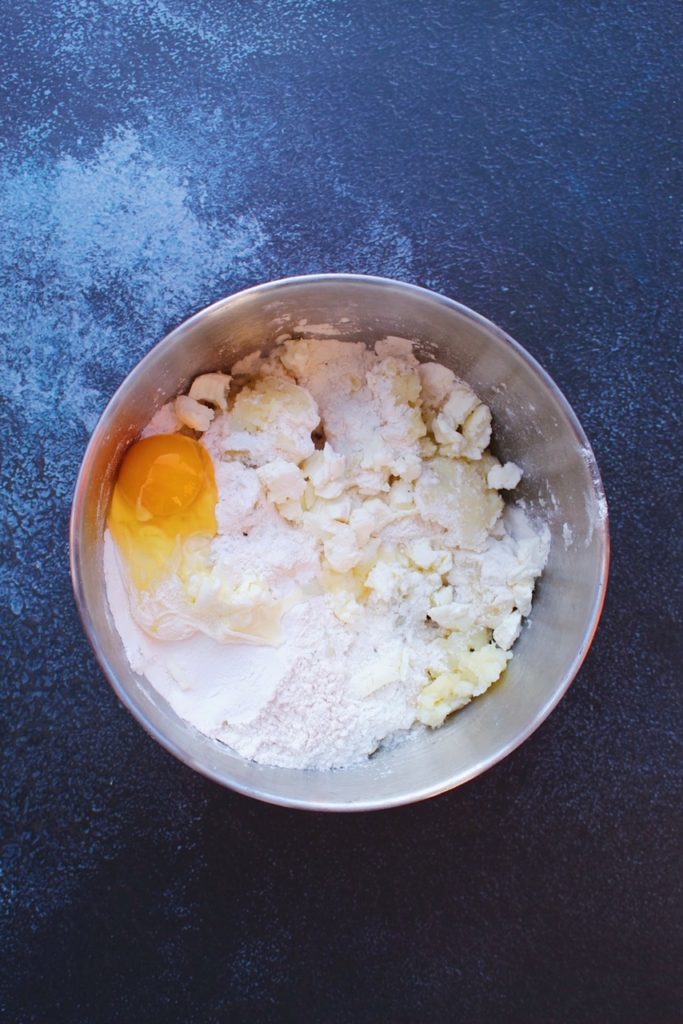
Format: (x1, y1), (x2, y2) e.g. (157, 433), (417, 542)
(415, 456), (502, 550)
(224, 376), (319, 465)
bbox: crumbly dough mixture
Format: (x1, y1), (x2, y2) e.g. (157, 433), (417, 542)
(104, 336), (548, 769)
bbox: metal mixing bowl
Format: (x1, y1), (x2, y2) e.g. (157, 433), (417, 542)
(70, 274), (609, 810)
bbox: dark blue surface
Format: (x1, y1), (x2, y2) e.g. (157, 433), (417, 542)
(1, 2), (681, 1021)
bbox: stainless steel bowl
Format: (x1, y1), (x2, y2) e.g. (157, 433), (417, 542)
(70, 274), (609, 811)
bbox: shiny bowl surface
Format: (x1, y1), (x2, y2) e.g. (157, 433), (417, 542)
(70, 274), (609, 811)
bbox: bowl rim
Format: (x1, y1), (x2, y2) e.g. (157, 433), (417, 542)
(70, 273), (610, 811)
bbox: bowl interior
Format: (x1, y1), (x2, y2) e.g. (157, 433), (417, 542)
(71, 275), (608, 810)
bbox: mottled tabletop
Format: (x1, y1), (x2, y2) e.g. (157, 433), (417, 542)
(2, 2), (681, 1022)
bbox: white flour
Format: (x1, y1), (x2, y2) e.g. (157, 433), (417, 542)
(104, 533), (435, 767)
(104, 336), (549, 769)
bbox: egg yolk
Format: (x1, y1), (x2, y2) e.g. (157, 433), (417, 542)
(108, 433), (217, 589)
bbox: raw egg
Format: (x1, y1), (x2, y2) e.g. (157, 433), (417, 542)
(108, 433), (217, 589)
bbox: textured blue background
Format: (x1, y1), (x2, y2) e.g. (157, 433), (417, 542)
(1, 2), (681, 1021)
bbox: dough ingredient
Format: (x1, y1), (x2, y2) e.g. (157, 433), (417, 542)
(105, 337), (549, 768)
